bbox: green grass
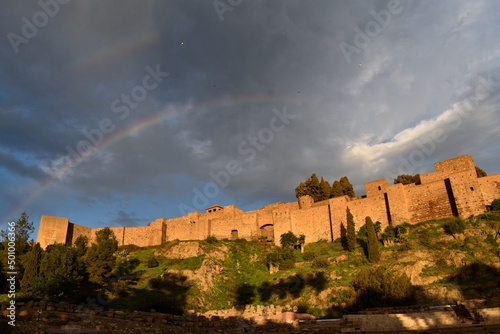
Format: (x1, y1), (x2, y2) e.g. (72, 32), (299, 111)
(101, 214), (500, 314)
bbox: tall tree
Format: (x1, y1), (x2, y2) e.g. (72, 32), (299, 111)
(1, 212), (34, 255)
(305, 173), (321, 201)
(318, 177), (331, 201)
(330, 180), (344, 198)
(295, 181), (308, 199)
(74, 235), (89, 258)
(280, 231), (298, 248)
(20, 243), (42, 293)
(85, 228), (118, 286)
(475, 166), (487, 178)
(394, 174), (421, 185)
(346, 207), (356, 252)
(340, 176), (355, 198)
(365, 216), (380, 263)
(30, 244), (82, 301)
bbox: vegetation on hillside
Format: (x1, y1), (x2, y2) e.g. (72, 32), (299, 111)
(1, 201), (500, 318)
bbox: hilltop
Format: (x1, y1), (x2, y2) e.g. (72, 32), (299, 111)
(90, 211), (500, 318)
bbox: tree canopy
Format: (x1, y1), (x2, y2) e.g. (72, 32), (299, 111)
(475, 166), (487, 178)
(393, 174), (421, 185)
(365, 216), (380, 263)
(346, 207), (356, 252)
(1, 212), (34, 255)
(85, 227), (118, 286)
(295, 174), (355, 202)
(280, 231), (298, 248)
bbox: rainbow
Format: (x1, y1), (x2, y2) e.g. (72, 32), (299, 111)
(67, 30), (162, 75)
(4, 92), (309, 223)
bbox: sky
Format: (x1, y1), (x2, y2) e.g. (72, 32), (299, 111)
(1, 0), (500, 240)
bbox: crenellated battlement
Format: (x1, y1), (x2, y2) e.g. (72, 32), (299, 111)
(37, 155), (500, 248)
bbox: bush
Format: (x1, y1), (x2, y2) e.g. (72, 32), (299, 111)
(356, 224), (367, 238)
(381, 225), (396, 241)
(205, 235), (218, 244)
(116, 250), (130, 258)
(350, 267), (415, 310)
(443, 218), (467, 235)
(491, 199), (500, 211)
(312, 256), (330, 268)
(303, 250), (316, 261)
(147, 256), (159, 268)
(266, 247), (295, 270)
(420, 237), (433, 248)
(398, 241), (414, 252)
(485, 233), (499, 247)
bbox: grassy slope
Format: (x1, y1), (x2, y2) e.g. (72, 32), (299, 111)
(104, 212), (500, 317)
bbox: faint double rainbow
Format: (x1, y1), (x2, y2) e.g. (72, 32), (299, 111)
(4, 29), (305, 223)
(4, 93), (301, 224)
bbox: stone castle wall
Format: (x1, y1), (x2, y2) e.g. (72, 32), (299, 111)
(37, 155), (500, 248)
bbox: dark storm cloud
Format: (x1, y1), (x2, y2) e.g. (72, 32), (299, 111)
(0, 151), (46, 180)
(1, 0), (499, 227)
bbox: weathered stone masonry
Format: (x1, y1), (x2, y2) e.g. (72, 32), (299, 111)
(37, 155), (500, 248)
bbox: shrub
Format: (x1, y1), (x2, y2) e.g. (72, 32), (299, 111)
(266, 247), (295, 270)
(303, 250), (316, 261)
(398, 241), (414, 252)
(381, 225), (396, 241)
(356, 224), (367, 238)
(118, 244), (142, 253)
(485, 233), (499, 247)
(205, 235), (218, 244)
(491, 199), (500, 211)
(312, 256), (330, 268)
(420, 237), (433, 248)
(350, 267), (415, 310)
(147, 256), (159, 268)
(116, 250), (130, 258)
(443, 218), (467, 235)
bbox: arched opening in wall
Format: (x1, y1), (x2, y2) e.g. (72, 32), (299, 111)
(260, 224), (274, 243)
(231, 229), (238, 240)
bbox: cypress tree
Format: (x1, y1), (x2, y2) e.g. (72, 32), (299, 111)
(305, 173), (321, 202)
(85, 227), (118, 286)
(340, 176), (355, 198)
(346, 207), (356, 252)
(318, 177), (331, 201)
(330, 180), (343, 198)
(366, 216), (380, 263)
(295, 181), (308, 199)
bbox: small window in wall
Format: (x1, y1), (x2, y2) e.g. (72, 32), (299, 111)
(470, 187), (474, 191)
(378, 186), (381, 191)
(231, 230), (238, 240)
